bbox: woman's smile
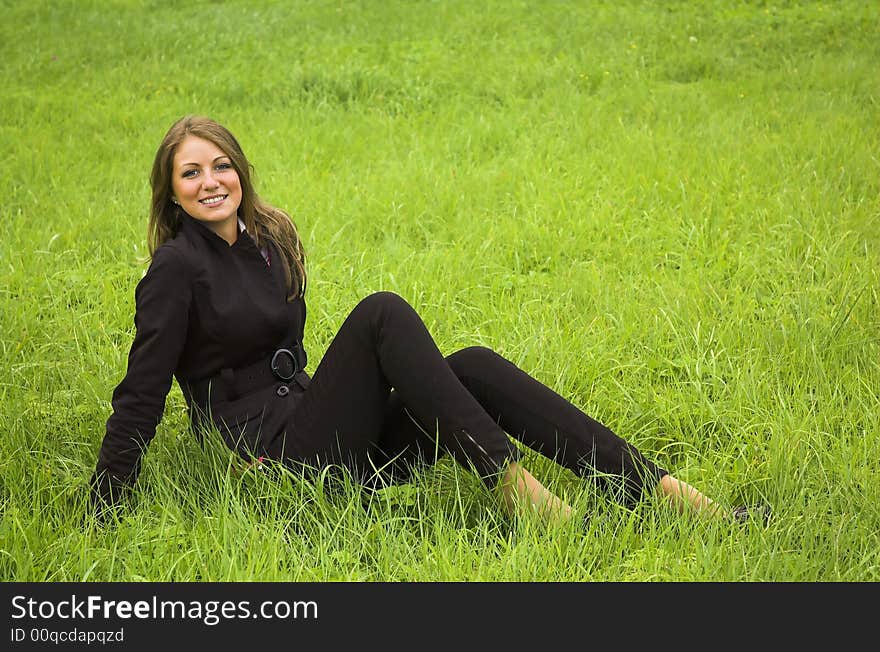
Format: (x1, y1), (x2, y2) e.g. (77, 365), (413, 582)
(200, 194), (229, 206)
(171, 135), (243, 243)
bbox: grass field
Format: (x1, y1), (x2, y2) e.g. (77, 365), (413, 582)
(1, 0), (878, 581)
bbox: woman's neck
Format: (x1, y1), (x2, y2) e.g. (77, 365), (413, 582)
(205, 216), (239, 246)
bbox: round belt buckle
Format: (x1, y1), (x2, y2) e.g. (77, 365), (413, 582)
(271, 348), (297, 381)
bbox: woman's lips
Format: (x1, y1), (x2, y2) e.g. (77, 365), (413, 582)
(199, 194), (228, 206)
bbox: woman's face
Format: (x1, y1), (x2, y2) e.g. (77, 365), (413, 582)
(171, 135), (243, 235)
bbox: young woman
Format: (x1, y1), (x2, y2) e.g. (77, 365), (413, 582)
(91, 115), (761, 526)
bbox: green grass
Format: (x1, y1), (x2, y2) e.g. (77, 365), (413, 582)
(1, 0), (878, 581)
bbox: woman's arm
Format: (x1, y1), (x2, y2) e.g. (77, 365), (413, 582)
(90, 245), (192, 514)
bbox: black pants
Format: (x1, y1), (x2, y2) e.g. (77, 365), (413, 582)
(265, 292), (667, 506)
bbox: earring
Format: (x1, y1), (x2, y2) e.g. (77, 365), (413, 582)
(171, 197), (180, 205)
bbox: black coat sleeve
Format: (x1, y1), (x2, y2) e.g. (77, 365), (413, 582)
(91, 245), (192, 511)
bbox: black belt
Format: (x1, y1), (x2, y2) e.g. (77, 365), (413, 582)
(182, 343), (309, 407)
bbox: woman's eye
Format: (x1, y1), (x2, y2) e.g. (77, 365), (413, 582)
(182, 169), (198, 178)
(216, 162), (232, 171)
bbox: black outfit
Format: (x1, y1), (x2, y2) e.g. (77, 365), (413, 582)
(91, 214), (667, 509)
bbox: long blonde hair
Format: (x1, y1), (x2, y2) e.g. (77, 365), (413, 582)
(148, 115), (306, 299)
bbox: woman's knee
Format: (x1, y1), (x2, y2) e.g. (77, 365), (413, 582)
(354, 291), (412, 317)
(446, 345), (500, 376)
(346, 291), (421, 340)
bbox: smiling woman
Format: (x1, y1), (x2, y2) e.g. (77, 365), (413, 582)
(170, 137), (243, 244)
(90, 115), (768, 530)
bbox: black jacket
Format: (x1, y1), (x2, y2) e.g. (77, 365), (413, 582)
(91, 214), (307, 507)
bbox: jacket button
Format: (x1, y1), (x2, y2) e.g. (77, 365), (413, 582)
(276, 385), (290, 397)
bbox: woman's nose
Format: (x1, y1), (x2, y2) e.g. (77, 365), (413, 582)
(202, 171), (220, 189)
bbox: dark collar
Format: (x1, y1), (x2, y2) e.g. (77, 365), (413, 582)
(180, 214), (255, 251)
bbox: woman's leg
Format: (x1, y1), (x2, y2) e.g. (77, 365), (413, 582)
(442, 346), (724, 517)
(656, 474), (724, 518)
(266, 292), (522, 490)
(372, 389), (576, 526)
(267, 292), (721, 524)
(499, 461), (574, 524)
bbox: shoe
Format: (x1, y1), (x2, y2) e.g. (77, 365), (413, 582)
(732, 504), (772, 526)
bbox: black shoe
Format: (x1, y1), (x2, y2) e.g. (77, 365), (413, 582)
(732, 504), (772, 526)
